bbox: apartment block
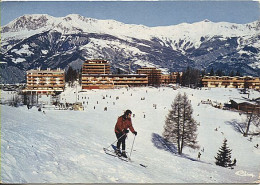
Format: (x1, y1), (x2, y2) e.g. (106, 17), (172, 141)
(81, 74), (148, 89)
(202, 76), (260, 89)
(82, 59), (110, 74)
(25, 68), (65, 94)
(137, 67), (162, 85)
(161, 72), (183, 84)
(81, 59), (148, 89)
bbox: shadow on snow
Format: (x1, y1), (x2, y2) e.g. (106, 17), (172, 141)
(151, 133), (200, 162)
(225, 119), (245, 135)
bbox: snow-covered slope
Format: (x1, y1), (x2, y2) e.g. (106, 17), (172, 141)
(1, 87), (260, 183)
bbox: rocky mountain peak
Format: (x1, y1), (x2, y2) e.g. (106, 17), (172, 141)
(2, 14), (52, 33)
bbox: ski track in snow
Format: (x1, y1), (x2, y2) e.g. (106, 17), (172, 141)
(1, 87), (260, 183)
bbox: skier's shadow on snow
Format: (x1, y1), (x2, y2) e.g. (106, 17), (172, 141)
(151, 133), (199, 162)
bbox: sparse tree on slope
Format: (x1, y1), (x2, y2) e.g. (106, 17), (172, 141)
(244, 104), (260, 137)
(163, 92), (198, 155)
(215, 138), (232, 167)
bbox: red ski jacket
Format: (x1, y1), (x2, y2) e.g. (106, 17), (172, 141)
(115, 116), (135, 134)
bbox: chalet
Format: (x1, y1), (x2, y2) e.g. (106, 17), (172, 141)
(230, 100), (260, 114)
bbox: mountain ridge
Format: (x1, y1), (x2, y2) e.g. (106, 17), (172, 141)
(1, 14), (259, 83)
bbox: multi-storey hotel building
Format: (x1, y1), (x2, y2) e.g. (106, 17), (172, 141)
(25, 68), (65, 94)
(161, 72), (183, 84)
(81, 74), (148, 89)
(82, 59), (110, 74)
(137, 67), (162, 85)
(202, 76), (260, 89)
(81, 59), (148, 89)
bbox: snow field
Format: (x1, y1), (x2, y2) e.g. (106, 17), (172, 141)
(1, 87), (260, 183)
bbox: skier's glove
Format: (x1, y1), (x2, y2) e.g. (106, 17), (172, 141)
(133, 131), (137, 136)
(124, 129), (129, 134)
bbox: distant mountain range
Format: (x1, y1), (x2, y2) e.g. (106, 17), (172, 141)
(1, 14), (259, 83)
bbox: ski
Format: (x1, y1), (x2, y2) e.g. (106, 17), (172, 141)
(103, 147), (147, 167)
(103, 145), (148, 168)
(103, 148), (129, 162)
(139, 163), (147, 168)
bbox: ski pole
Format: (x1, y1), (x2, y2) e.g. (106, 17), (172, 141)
(105, 133), (126, 150)
(129, 135), (136, 159)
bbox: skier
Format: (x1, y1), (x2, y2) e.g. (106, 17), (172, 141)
(232, 158), (236, 166)
(114, 110), (137, 158)
(197, 152), (201, 160)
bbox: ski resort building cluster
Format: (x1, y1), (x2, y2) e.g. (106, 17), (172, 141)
(81, 59), (182, 89)
(23, 59), (260, 94)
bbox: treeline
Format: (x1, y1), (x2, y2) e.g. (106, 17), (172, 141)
(65, 66), (81, 86)
(208, 68), (242, 77)
(180, 67), (201, 87)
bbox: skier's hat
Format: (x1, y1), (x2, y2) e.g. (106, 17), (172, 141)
(124, 109), (132, 115)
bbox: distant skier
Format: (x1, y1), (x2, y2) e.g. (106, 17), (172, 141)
(197, 152), (201, 160)
(114, 110), (137, 158)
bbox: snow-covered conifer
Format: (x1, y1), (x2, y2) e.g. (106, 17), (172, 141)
(215, 138), (232, 167)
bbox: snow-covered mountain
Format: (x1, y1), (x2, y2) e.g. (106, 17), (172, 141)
(1, 87), (260, 183)
(1, 14), (259, 83)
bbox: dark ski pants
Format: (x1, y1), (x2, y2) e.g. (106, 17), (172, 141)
(115, 132), (126, 151)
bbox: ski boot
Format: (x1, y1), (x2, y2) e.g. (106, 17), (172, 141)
(121, 150), (127, 158)
(115, 149), (121, 156)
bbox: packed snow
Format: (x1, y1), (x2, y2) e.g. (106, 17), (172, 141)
(1, 86), (260, 183)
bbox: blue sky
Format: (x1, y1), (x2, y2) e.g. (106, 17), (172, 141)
(1, 1), (259, 27)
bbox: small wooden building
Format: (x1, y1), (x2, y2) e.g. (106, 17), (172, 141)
(230, 100), (260, 113)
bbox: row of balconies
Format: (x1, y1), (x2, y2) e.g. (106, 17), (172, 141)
(82, 68), (110, 71)
(82, 70), (110, 72)
(26, 88), (64, 91)
(203, 82), (260, 89)
(202, 77), (260, 82)
(202, 79), (252, 83)
(27, 78), (64, 81)
(83, 65), (110, 68)
(27, 74), (64, 77)
(84, 71), (109, 74)
(82, 77), (148, 81)
(82, 80), (148, 84)
(83, 62), (109, 65)
(27, 82), (64, 85)
(27, 84), (65, 87)
(82, 79), (148, 82)
(203, 81), (260, 85)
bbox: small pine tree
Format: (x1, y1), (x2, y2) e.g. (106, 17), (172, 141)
(215, 138), (232, 167)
